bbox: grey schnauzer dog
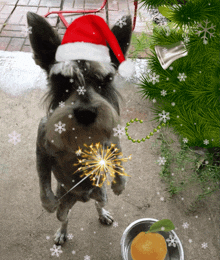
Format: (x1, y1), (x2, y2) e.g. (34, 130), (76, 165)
(27, 12), (132, 245)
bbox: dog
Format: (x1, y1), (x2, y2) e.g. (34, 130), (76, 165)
(27, 12), (132, 245)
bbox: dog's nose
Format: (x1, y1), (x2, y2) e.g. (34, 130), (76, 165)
(74, 107), (97, 126)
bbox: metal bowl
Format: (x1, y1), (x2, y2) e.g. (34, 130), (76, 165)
(121, 218), (184, 260)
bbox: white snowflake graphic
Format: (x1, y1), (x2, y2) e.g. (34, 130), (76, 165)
(8, 131), (21, 145)
(54, 121), (66, 134)
(161, 90), (167, 96)
(161, 227), (165, 231)
(50, 244), (63, 257)
(67, 233), (74, 239)
(166, 234), (178, 247)
(46, 236), (50, 240)
(182, 222), (189, 229)
(157, 157), (167, 166)
(70, 78), (74, 83)
(171, 102), (175, 106)
(72, 250), (76, 255)
(203, 139), (209, 145)
(183, 138), (188, 143)
(157, 191), (160, 195)
(158, 110), (170, 123)
(115, 16), (127, 28)
(152, 98), (156, 103)
(113, 222), (118, 227)
(148, 72), (160, 85)
(113, 124), (125, 139)
(77, 86), (86, 95)
(59, 101), (65, 108)
(201, 242), (208, 249)
(160, 197), (165, 201)
(24, 26), (32, 36)
(68, 114), (73, 118)
(177, 72), (187, 81)
(183, 35), (190, 44)
(189, 239), (193, 243)
(195, 19), (216, 44)
(84, 255), (90, 260)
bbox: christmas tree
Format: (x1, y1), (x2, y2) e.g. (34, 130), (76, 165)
(137, 0), (220, 149)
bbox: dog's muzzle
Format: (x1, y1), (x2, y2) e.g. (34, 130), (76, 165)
(74, 107), (98, 126)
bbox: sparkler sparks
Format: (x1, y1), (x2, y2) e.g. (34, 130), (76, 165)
(73, 143), (131, 187)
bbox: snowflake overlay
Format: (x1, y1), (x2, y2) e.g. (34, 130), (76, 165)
(177, 73), (187, 81)
(158, 110), (170, 123)
(157, 157), (167, 166)
(166, 234), (178, 247)
(84, 255), (90, 260)
(196, 19), (216, 44)
(113, 222), (118, 227)
(201, 242), (208, 249)
(113, 124), (125, 139)
(183, 138), (188, 143)
(50, 244), (63, 257)
(8, 131), (21, 145)
(67, 233), (74, 239)
(59, 101), (65, 108)
(115, 17), (127, 28)
(148, 72), (160, 85)
(182, 222), (189, 229)
(55, 121), (66, 134)
(77, 86), (86, 95)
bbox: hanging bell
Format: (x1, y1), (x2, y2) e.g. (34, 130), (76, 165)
(155, 41), (188, 70)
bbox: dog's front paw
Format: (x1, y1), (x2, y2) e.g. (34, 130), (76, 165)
(111, 181), (126, 196)
(54, 227), (67, 245)
(41, 192), (59, 213)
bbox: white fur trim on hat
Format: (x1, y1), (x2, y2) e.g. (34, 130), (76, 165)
(55, 42), (111, 63)
(118, 60), (135, 78)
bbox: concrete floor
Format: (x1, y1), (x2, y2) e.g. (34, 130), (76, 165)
(0, 51), (219, 259)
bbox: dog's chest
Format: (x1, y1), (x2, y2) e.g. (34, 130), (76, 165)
(51, 151), (94, 192)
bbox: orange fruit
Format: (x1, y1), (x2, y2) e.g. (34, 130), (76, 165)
(131, 232), (167, 260)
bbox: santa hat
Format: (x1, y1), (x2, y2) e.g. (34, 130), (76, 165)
(55, 15), (134, 78)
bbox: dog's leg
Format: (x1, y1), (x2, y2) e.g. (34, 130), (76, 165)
(90, 184), (114, 225)
(36, 146), (58, 213)
(54, 183), (77, 245)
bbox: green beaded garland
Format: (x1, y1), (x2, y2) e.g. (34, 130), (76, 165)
(125, 119), (162, 143)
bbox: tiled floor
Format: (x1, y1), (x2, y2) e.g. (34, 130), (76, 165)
(0, 0), (151, 52)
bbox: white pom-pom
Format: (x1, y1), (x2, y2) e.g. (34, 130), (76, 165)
(118, 60), (135, 78)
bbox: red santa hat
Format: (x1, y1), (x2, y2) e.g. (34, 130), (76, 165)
(55, 15), (134, 78)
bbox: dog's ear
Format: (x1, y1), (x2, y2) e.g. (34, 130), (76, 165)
(108, 15), (132, 69)
(26, 12), (61, 73)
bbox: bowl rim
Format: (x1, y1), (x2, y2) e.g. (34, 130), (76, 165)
(120, 218), (184, 260)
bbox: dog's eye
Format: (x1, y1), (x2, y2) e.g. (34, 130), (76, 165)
(104, 73), (114, 83)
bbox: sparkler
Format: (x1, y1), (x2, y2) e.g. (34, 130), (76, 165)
(73, 142), (132, 187)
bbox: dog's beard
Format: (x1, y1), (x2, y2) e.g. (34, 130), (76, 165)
(45, 103), (120, 153)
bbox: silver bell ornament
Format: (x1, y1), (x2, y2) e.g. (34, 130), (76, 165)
(155, 41), (188, 70)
